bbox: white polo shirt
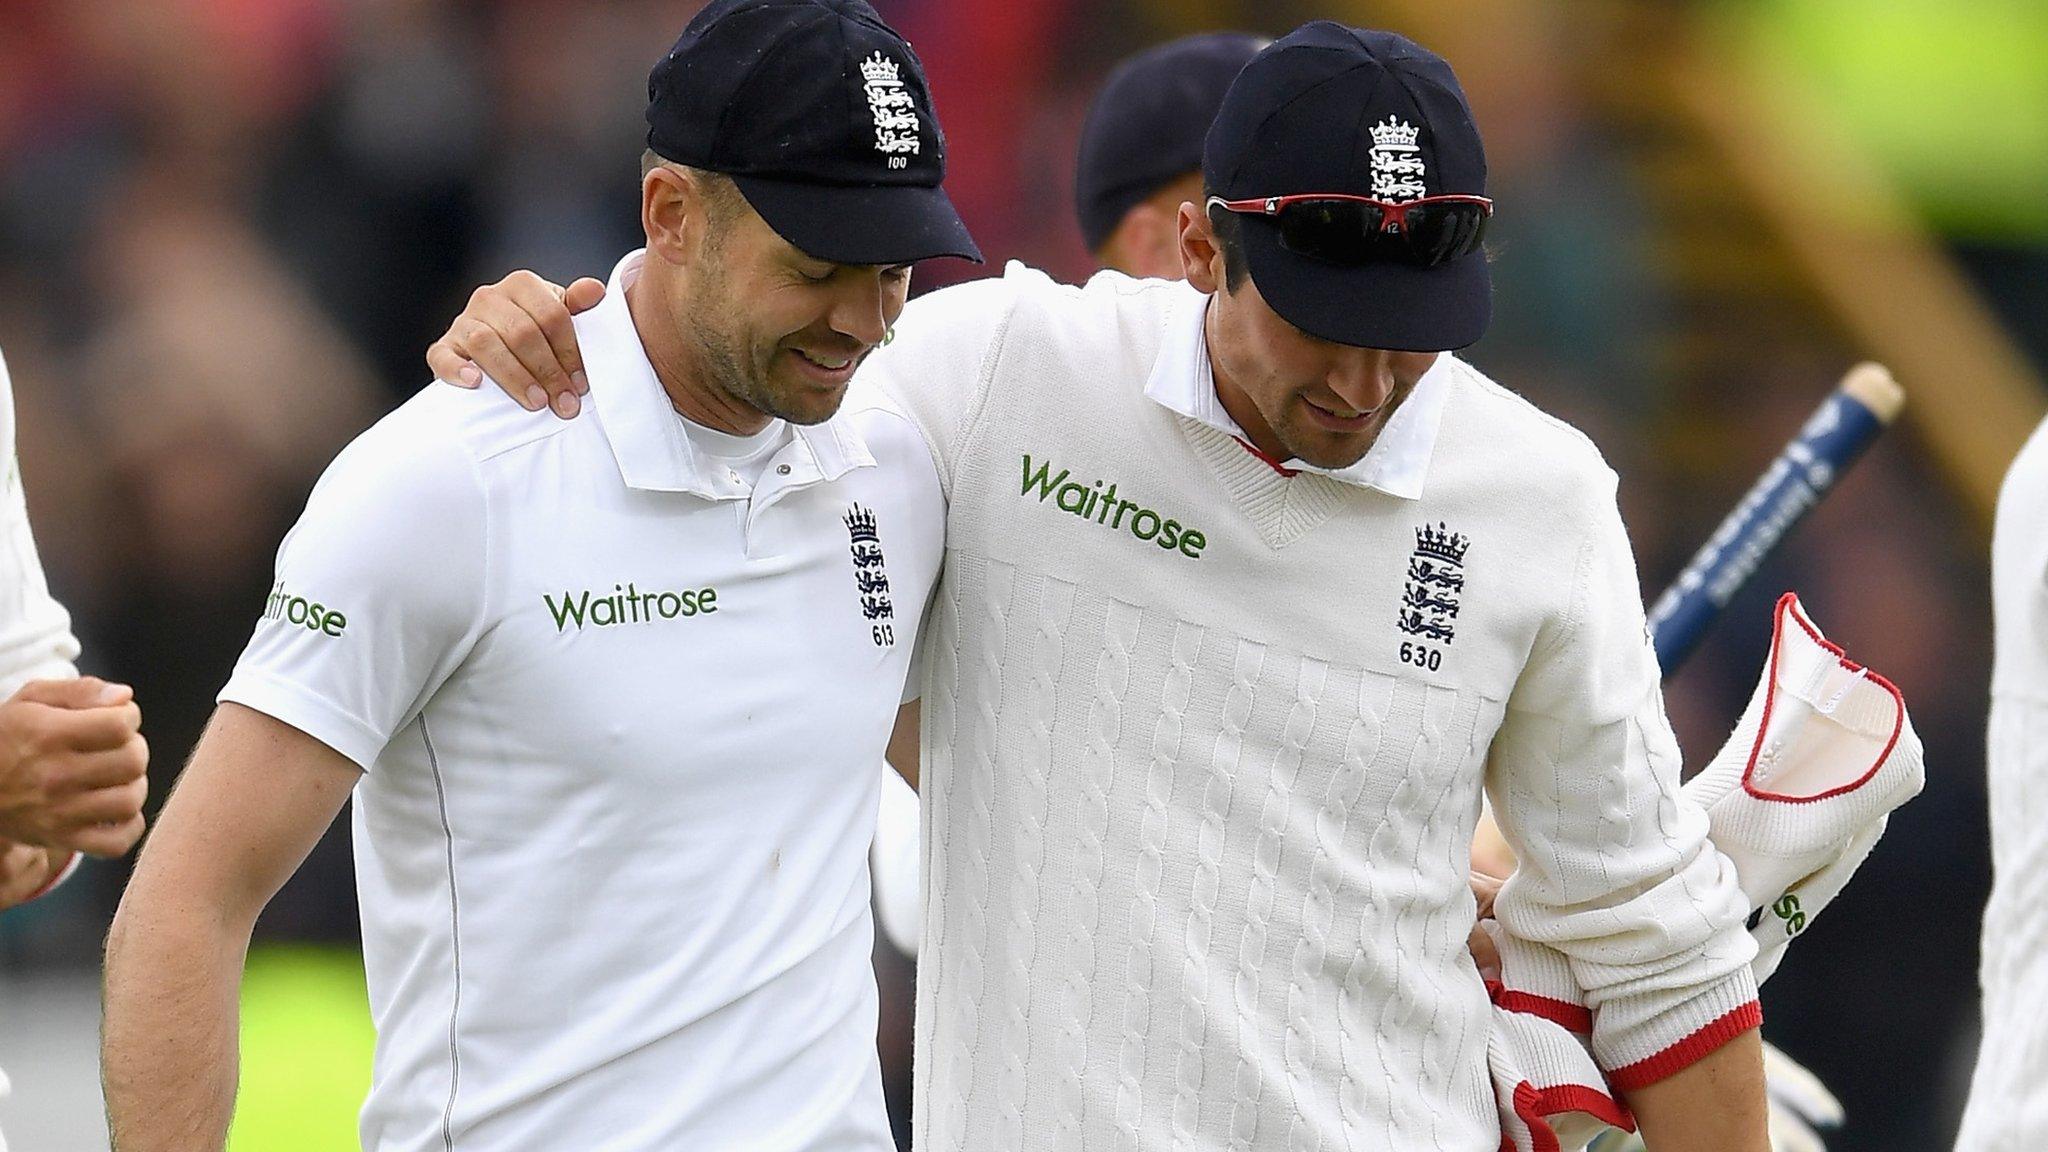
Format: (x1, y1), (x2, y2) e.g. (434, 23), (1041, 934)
(219, 251), (944, 1152)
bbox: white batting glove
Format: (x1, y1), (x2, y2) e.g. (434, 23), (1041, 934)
(1580, 1041), (1842, 1152)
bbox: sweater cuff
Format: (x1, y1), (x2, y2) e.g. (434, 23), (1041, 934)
(1600, 966), (1762, 1092)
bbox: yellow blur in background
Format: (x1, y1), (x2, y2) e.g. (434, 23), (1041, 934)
(230, 947), (373, 1152)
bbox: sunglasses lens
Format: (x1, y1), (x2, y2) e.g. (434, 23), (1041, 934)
(1401, 201), (1491, 265)
(1274, 200), (1384, 264)
(1271, 199), (1490, 268)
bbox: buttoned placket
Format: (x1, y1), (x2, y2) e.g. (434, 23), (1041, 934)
(740, 439), (832, 557)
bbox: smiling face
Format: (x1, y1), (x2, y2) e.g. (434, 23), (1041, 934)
(1179, 200), (1438, 470)
(638, 163), (912, 432)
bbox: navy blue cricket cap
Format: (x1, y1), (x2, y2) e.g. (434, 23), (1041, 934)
(646, 0), (982, 265)
(1074, 32), (1267, 253)
(1204, 23), (1490, 351)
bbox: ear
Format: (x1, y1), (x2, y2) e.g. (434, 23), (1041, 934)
(642, 165), (707, 266)
(1178, 201), (1224, 295)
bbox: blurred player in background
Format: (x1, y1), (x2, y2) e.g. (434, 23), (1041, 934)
(0, 347), (151, 1146)
(0, 350), (150, 905)
(100, 2), (974, 1150)
(433, 23), (1773, 1150)
(1075, 32), (1270, 280)
(1954, 415), (2048, 1146)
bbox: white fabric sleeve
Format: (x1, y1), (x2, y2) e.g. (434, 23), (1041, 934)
(217, 411), (489, 770)
(871, 766), (923, 957)
(1486, 469), (1760, 1090)
(0, 349), (81, 696)
(860, 267), (1024, 498)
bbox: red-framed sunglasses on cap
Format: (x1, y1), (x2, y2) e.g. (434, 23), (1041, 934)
(1206, 192), (1494, 268)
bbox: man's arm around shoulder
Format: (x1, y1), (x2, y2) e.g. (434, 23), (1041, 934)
(102, 704), (360, 1152)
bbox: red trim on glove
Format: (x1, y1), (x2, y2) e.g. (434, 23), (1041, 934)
(1485, 979), (1594, 1034)
(1606, 1000), (1763, 1092)
(1743, 592), (1903, 804)
(22, 849), (79, 904)
(1505, 1079), (1638, 1152)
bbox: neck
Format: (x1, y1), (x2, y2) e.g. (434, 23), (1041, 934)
(1203, 297), (1287, 460)
(626, 269), (773, 435)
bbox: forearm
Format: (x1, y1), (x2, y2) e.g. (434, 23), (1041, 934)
(101, 705), (363, 1152)
(101, 884), (253, 1152)
(1624, 1026), (1769, 1152)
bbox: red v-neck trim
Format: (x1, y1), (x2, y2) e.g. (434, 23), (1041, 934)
(1231, 435), (1301, 477)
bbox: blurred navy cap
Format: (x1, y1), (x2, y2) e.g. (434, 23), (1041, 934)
(1073, 32), (1268, 253)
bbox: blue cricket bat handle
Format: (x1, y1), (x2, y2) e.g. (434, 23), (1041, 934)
(1646, 364), (1903, 676)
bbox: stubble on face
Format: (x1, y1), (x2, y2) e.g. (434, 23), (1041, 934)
(675, 226), (857, 428)
(1205, 276), (1435, 471)
(1266, 380), (1415, 469)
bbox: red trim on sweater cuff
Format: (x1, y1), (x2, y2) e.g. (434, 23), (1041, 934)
(1606, 1000), (1763, 1092)
(1487, 980), (1594, 1034)
(1507, 1080), (1638, 1152)
(23, 850), (80, 904)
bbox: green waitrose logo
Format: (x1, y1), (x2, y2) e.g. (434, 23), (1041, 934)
(264, 581), (347, 637)
(544, 583), (718, 632)
(1019, 454), (1207, 559)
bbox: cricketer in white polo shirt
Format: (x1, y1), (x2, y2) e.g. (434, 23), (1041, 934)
(98, 2), (983, 1147)
(238, 247), (942, 1149)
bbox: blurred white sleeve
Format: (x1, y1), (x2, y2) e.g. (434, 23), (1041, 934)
(0, 348), (81, 696)
(871, 766), (922, 957)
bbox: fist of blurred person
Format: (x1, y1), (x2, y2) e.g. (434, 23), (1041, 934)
(0, 837), (69, 909)
(0, 676), (149, 864)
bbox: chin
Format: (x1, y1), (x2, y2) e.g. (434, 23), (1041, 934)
(1280, 432), (1376, 472)
(768, 386), (850, 426)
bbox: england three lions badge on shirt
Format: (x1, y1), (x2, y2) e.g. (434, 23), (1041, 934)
(1398, 521), (1468, 672)
(844, 503), (896, 647)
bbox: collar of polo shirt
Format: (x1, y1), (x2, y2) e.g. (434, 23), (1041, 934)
(579, 250), (877, 500)
(1140, 283), (1452, 499)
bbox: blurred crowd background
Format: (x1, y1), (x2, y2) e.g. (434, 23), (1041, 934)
(2, 0), (2044, 1149)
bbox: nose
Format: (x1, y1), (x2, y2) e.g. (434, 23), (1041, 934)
(1325, 347), (1398, 413)
(826, 271), (892, 350)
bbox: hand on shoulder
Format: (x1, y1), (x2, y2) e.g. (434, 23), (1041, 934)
(427, 271), (606, 419)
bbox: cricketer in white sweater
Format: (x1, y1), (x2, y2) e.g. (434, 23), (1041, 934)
(1956, 415), (2048, 1148)
(856, 264), (1761, 1151)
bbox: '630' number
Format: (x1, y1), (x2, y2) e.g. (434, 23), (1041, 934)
(1399, 642), (1442, 672)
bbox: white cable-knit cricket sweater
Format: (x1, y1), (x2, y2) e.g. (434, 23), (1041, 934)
(860, 266), (1759, 1151)
(1957, 415), (2048, 1149)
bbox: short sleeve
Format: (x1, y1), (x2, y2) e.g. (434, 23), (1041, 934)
(858, 269), (1024, 497)
(217, 410), (489, 770)
(0, 349), (82, 694)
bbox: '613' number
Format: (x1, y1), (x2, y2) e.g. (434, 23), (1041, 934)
(1399, 642), (1442, 672)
